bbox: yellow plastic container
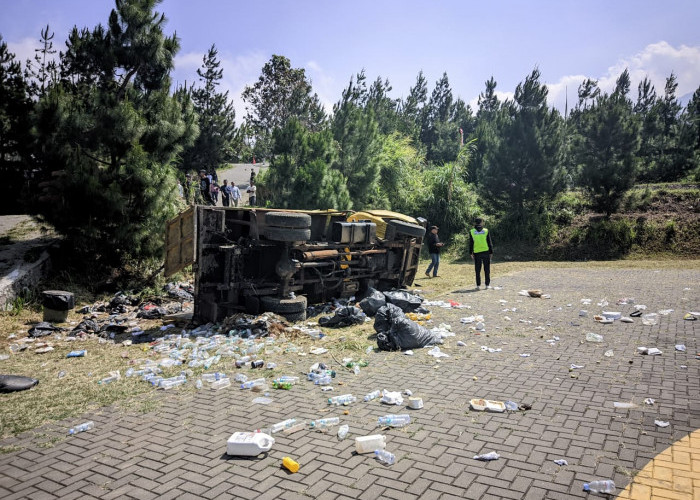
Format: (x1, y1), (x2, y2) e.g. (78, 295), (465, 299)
(282, 456), (300, 473)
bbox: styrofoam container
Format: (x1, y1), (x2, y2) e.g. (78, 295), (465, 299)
(226, 432), (274, 456)
(355, 434), (386, 454)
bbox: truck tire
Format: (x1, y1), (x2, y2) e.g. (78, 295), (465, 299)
(266, 212), (311, 228)
(260, 295), (308, 314)
(265, 227), (311, 242)
(282, 310), (306, 323)
(387, 219), (426, 238)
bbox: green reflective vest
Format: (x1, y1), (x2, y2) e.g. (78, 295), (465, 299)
(471, 228), (489, 253)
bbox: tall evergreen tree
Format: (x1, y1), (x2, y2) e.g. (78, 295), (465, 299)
(0, 37), (33, 213)
(367, 76), (399, 135)
(471, 77), (500, 185)
(481, 69), (563, 217)
(263, 118), (350, 209)
(398, 71), (428, 144)
(34, 0), (198, 267)
(178, 44), (238, 173)
(678, 86), (700, 180)
(421, 73), (456, 163)
(573, 72), (640, 216)
(241, 54), (325, 159)
(331, 71), (381, 208)
(24, 25), (58, 98)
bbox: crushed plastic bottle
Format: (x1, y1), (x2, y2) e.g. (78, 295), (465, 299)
(310, 417), (340, 430)
(270, 418), (297, 433)
(283, 422), (306, 435)
(337, 424), (349, 440)
(241, 378), (266, 389)
(69, 421), (94, 435)
(473, 451), (500, 461)
(582, 479), (615, 494)
(364, 390), (381, 402)
(585, 332), (604, 343)
(374, 449), (396, 465)
(210, 378), (231, 390)
(195, 379), (203, 390)
(377, 414), (411, 427)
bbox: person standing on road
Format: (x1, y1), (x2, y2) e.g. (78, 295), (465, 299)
(221, 179), (231, 207)
(469, 218), (494, 289)
(247, 181), (257, 206)
(199, 170), (214, 205)
(230, 181), (242, 207)
(424, 225), (444, 278)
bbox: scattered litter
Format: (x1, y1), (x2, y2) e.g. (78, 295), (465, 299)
(613, 402), (637, 409)
(597, 299), (609, 307)
(226, 432), (274, 456)
(675, 345), (686, 352)
(604, 350), (614, 357)
(473, 451), (500, 461)
(684, 313), (697, 321)
(380, 390), (404, 405)
(634, 304), (647, 311)
(309, 347), (328, 355)
(644, 398), (655, 405)
(638, 347), (662, 356)
(504, 401), (518, 411)
(601, 311), (621, 320)
(480, 346), (502, 353)
(403, 350), (414, 356)
(456, 341), (467, 347)
(579, 310), (588, 317)
(658, 309), (674, 316)
(460, 316), (475, 324)
(337, 424), (349, 440)
(581, 298), (592, 305)
(570, 364), (585, 370)
(252, 397), (273, 405)
(616, 297), (634, 305)
(427, 346), (449, 358)
(554, 459), (568, 466)
(620, 317), (634, 323)
(654, 420), (670, 428)
(519, 353), (531, 357)
(585, 332), (604, 343)
(470, 399), (506, 412)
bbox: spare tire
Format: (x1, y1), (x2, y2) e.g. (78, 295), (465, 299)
(0, 375), (39, 393)
(260, 295), (308, 313)
(266, 212), (312, 228)
(388, 219), (425, 238)
(265, 227), (311, 242)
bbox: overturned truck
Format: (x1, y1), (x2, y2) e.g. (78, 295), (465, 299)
(165, 206), (426, 323)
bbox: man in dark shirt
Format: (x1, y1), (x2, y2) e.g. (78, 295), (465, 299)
(199, 170), (213, 205)
(424, 225), (444, 278)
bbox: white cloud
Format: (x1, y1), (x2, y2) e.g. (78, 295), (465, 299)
(305, 60), (337, 114)
(468, 90), (515, 112)
(6, 37), (38, 64)
(545, 41), (700, 112)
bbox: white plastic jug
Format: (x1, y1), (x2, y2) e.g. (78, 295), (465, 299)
(226, 432), (274, 456)
(355, 434), (386, 454)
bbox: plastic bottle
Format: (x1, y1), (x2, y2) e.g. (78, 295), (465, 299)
(328, 394), (356, 406)
(374, 449), (396, 465)
(69, 421), (94, 435)
(582, 480), (615, 494)
(195, 379), (203, 390)
(272, 380), (292, 390)
(310, 417), (340, 430)
(211, 378), (231, 390)
(270, 418), (297, 433)
(377, 414), (411, 428)
(283, 422), (306, 435)
(160, 379), (186, 390)
(234, 374), (248, 383)
(337, 424), (349, 440)
(266, 363), (277, 370)
(66, 350), (87, 358)
(235, 356), (251, 368)
(314, 375), (332, 385)
(364, 390), (381, 402)
(277, 376), (299, 385)
(240, 378), (266, 389)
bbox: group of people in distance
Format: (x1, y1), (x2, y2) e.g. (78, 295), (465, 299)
(424, 218), (494, 290)
(187, 168), (257, 207)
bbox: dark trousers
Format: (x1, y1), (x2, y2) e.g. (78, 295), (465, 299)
(222, 194), (230, 207)
(474, 251), (491, 286)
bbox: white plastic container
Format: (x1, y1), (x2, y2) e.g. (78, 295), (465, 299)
(226, 432), (274, 456)
(355, 434), (386, 454)
(601, 311), (621, 320)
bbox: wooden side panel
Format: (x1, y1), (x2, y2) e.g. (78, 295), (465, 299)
(164, 206), (196, 277)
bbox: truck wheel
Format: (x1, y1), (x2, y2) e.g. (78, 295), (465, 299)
(282, 310), (306, 323)
(387, 219), (426, 238)
(266, 212), (312, 228)
(260, 295), (308, 314)
(265, 227), (311, 242)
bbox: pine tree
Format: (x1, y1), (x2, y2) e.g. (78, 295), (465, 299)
(398, 71), (428, 144)
(678, 86), (700, 180)
(34, 0), (198, 268)
(178, 44), (238, 174)
(331, 71), (381, 208)
(573, 71), (640, 216)
(24, 25), (57, 98)
(0, 37), (33, 212)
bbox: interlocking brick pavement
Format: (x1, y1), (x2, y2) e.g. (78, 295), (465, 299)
(1, 266), (698, 499)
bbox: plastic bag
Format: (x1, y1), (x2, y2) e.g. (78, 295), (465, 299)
(28, 322), (63, 338)
(319, 306), (365, 328)
(376, 313), (443, 351)
(358, 288), (386, 317)
(0, 375), (39, 393)
(382, 290), (423, 312)
(374, 303), (405, 333)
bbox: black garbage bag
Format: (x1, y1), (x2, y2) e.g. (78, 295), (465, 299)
(41, 290), (75, 310)
(383, 290), (423, 312)
(164, 282), (194, 302)
(28, 322), (64, 338)
(0, 375), (39, 393)
(319, 306), (366, 328)
(136, 303), (168, 319)
(374, 303), (405, 333)
(376, 315), (442, 351)
(358, 288), (386, 317)
(71, 319), (100, 335)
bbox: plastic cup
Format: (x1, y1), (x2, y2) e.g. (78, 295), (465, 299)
(282, 456), (300, 473)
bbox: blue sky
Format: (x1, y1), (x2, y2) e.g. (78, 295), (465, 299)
(2, 0), (699, 120)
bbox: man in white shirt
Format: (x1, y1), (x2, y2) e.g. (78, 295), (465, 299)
(247, 182), (257, 206)
(230, 182), (242, 207)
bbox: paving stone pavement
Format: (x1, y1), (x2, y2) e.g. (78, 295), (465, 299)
(0, 266), (698, 499)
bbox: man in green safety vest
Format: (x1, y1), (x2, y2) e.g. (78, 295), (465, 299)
(469, 218), (494, 290)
